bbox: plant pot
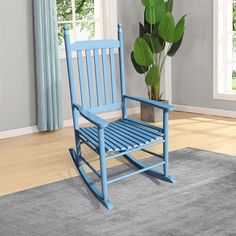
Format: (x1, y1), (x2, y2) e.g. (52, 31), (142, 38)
(140, 100), (169, 123)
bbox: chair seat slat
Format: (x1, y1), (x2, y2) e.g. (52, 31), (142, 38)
(82, 126), (127, 151)
(78, 128), (119, 152)
(115, 120), (159, 139)
(111, 122), (152, 143)
(123, 121), (164, 137)
(87, 127), (122, 151)
(81, 128), (116, 152)
(119, 120), (164, 137)
(104, 131), (132, 150)
(77, 129), (99, 149)
(104, 127), (138, 149)
(110, 122), (155, 143)
(88, 126), (138, 150)
(105, 125), (144, 147)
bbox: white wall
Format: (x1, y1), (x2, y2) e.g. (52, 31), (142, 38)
(0, 1), (36, 131)
(172, 0), (236, 111)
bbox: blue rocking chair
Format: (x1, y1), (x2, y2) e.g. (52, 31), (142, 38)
(64, 24), (175, 209)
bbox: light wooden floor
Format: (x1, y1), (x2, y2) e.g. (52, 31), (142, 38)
(0, 111), (236, 196)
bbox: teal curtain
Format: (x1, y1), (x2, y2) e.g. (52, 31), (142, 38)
(33, 0), (63, 131)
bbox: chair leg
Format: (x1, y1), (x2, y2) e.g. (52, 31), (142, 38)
(98, 128), (111, 206)
(124, 112), (175, 184)
(75, 136), (82, 166)
(163, 131), (169, 178)
(69, 148), (113, 210)
(99, 155), (109, 202)
(163, 111), (176, 183)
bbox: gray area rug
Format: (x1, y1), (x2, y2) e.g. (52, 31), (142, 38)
(0, 148), (236, 236)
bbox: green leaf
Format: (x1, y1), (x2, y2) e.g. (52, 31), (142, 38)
(144, 9), (151, 34)
(167, 35), (184, 57)
(130, 51), (149, 74)
(155, 0), (166, 21)
(174, 15), (186, 42)
(151, 25), (159, 37)
(158, 12), (175, 42)
(133, 37), (154, 66)
(146, 0), (166, 24)
(141, 0), (158, 7)
(151, 26), (167, 49)
(139, 22), (146, 37)
(165, 0), (173, 13)
(145, 65), (160, 86)
(146, 6), (157, 24)
(143, 34), (163, 53)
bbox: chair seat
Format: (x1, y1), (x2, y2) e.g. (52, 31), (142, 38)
(77, 119), (164, 152)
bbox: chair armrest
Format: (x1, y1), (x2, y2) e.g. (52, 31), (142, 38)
(73, 104), (109, 128)
(124, 95), (174, 112)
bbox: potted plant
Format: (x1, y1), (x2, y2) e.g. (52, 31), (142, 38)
(131, 0), (186, 122)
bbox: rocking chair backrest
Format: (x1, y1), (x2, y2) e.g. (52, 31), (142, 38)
(64, 24), (126, 115)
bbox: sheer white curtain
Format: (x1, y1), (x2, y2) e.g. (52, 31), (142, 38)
(100, 0), (118, 39)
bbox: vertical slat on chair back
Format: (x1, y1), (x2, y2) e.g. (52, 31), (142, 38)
(101, 48), (110, 105)
(109, 48), (117, 104)
(94, 49), (103, 107)
(85, 49), (95, 107)
(64, 25), (125, 114)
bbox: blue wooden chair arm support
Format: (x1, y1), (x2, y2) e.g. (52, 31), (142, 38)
(73, 104), (109, 128)
(124, 95), (174, 112)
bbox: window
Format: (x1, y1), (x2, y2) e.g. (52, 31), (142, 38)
(214, 0), (236, 100)
(56, 0), (117, 57)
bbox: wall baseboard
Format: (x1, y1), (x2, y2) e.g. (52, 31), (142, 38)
(0, 126), (39, 140)
(0, 106), (140, 140)
(1, 104), (235, 140)
(174, 104), (236, 118)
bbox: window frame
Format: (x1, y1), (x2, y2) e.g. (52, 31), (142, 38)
(213, 0), (236, 101)
(57, 0), (117, 58)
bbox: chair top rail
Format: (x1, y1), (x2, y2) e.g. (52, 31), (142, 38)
(70, 39), (120, 51)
